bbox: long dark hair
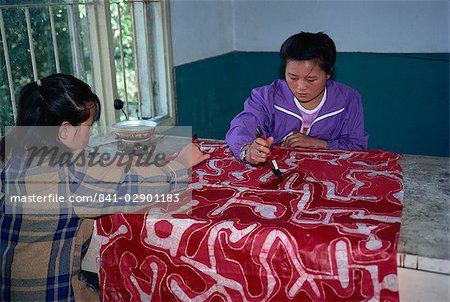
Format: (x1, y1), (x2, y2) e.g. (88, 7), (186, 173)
(0, 73), (101, 162)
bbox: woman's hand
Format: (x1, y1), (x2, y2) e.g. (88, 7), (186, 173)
(245, 136), (274, 165)
(175, 143), (210, 167)
(283, 132), (328, 149)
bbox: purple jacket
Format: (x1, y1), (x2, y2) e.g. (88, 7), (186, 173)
(226, 79), (368, 157)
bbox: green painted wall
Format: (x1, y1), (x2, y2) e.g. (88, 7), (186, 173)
(175, 52), (449, 157)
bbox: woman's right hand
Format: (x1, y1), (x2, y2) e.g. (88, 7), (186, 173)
(245, 136), (274, 165)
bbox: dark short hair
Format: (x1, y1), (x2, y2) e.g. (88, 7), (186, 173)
(280, 32), (336, 74)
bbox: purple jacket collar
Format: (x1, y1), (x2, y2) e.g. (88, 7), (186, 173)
(273, 79), (348, 117)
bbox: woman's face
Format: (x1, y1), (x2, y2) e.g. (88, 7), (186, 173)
(285, 59), (330, 107)
(60, 103), (96, 150)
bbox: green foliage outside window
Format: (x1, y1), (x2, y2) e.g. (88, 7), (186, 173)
(0, 0), (136, 134)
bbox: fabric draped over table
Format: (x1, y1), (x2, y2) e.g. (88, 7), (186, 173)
(96, 142), (403, 301)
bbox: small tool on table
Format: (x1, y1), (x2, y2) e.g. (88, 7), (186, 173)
(256, 126), (283, 180)
(192, 131), (198, 144)
(192, 131), (201, 150)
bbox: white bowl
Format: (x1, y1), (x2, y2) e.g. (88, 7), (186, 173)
(111, 120), (157, 141)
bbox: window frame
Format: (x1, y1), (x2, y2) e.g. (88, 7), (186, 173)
(0, 0), (176, 136)
(87, 0), (176, 131)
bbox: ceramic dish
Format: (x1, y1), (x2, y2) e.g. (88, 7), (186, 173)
(111, 120), (157, 141)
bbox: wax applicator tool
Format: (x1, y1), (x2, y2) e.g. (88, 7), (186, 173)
(256, 127), (283, 180)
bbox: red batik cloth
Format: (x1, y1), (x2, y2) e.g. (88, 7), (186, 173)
(97, 142), (403, 301)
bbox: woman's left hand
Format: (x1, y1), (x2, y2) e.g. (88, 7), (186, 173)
(283, 132), (328, 149)
(175, 143), (210, 167)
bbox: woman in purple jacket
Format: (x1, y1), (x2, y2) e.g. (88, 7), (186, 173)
(226, 31), (368, 165)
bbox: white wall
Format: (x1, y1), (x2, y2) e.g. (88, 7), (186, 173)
(233, 0), (449, 53)
(171, 0), (449, 66)
(170, 0), (233, 66)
